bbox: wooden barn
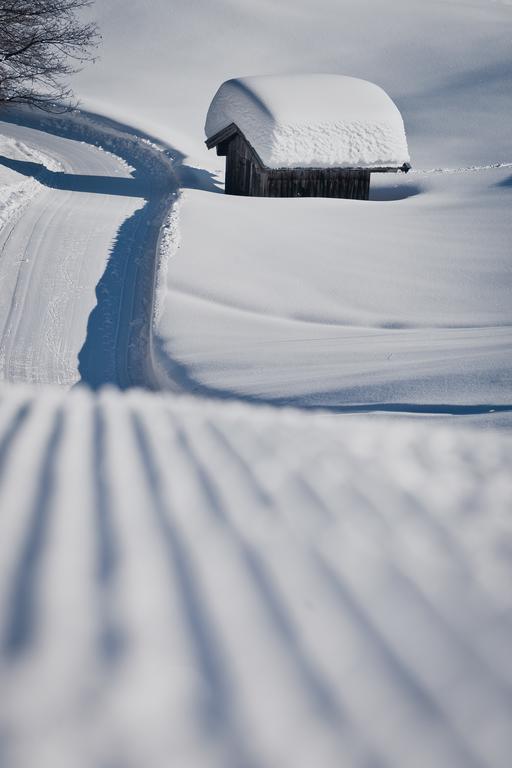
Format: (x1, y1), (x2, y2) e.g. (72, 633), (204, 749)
(205, 74), (411, 200)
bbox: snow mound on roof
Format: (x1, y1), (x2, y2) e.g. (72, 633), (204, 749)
(205, 74), (410, 170)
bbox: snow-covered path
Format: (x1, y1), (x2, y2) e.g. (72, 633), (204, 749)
(0, 114), (176, 388)
(0, 383), (511, 768)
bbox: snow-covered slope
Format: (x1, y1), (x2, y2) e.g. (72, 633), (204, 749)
(153, 165), (512, 410)
(0, 384), (511, 768)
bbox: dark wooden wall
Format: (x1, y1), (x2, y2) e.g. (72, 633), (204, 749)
(264, 168), (370, 199)
(225, 133), (263, 195)
(224, 133), (371, 200)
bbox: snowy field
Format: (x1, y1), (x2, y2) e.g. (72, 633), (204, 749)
(155, 168), (512, 415)
(0, 0), (511, 766)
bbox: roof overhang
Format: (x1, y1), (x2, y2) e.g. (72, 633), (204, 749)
(205, 122), (238, 150)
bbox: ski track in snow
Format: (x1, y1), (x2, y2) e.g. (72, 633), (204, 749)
(0, 385), (511, 768)
(0, 109), (177, 389)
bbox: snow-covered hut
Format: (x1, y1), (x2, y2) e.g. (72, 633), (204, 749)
(205, 74), (410, 200)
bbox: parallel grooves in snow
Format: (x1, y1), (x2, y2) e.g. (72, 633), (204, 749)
(0, 384), (511, 768)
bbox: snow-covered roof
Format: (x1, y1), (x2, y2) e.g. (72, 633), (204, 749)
(205, 74), (410, 170)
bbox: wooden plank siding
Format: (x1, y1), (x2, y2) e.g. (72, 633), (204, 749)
(225, 132), (265, 196)
(265, 168), (370, 199)
(207, 124), (406, 200)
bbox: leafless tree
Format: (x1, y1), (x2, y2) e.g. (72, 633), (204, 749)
(0, 0), (99, 111)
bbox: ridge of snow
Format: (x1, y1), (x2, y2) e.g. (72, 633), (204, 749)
(0, 136), (62, 230)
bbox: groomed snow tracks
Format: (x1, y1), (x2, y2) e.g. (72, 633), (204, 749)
(0, 385), (511, 768)
(0, 109), (178, 389)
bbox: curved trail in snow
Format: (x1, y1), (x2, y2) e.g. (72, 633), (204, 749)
(0, 108), (178, 389)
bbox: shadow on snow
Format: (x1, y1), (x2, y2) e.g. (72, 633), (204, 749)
(152, 337), (512, 418)
(0, 154), (159, 198)
(370, 182), (422, 201)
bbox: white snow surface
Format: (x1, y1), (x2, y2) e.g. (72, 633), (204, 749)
(205, 74), (410, 169)
(0, 136), (58, 231)
(0, 383), (511, 768)
(154, 168), (512, 413)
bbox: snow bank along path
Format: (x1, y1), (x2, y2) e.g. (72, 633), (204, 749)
(0, 109), (177, 389)
(0, 383), (511, 768)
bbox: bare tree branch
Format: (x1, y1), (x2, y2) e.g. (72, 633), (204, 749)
(0, 0), (99, 111)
